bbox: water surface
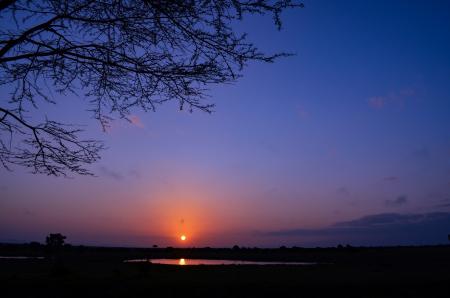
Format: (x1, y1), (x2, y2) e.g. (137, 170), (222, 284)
(125, 258), (316, 266)
(0, 256), (44, 259)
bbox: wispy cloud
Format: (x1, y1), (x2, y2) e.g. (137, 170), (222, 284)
(99, 166), (124, 181)
(296, 104), (309, 120)
(22, 208), (36, 217)
(103, 115), (145, 134)
(129, 115), (144, 128)
(412, 146), (431, 159)
(383, 176), (399, 182)
(129, 169), (141, 179)
(259, 212), (450, 246)
(435, 198), (450, 209)
(336, 187), (350, 196)
(385, 195), (408, 207)
(368, 96), (386, 109)
(98, 166), (144, 181)
(367, 88), (417, 110)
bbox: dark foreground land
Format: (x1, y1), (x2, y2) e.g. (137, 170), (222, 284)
(1, 244), (450, 297)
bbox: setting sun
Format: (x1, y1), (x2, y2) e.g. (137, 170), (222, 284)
(180, 235), (187, 241)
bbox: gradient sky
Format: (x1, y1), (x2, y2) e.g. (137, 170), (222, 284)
(1, 0), (450, 248)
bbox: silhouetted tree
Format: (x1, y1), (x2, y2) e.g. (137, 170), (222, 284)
(46, 233), (66, 248)
(0, 0), (303, 176)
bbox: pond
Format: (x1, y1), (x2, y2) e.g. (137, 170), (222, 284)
(0, 256), (44, 260)
(124, 258), (317, 266)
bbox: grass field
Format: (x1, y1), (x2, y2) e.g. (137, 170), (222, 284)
(1, 244), (450, 297)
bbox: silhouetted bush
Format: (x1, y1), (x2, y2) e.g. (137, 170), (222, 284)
(46, 233), (66, 249)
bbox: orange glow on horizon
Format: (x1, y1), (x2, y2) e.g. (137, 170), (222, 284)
(179, 258), (186, 265)
(139, 176), (267, 247)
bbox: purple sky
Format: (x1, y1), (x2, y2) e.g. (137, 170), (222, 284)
(1, 0), (450, 247)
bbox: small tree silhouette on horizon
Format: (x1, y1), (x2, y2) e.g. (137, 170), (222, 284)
(45, 233), (66, 249)
(45, 233), (69, 276)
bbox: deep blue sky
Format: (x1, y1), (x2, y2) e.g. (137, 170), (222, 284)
(1, 0), (450, 247)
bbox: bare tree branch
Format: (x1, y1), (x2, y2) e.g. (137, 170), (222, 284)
(0, 107), (104, 176)
(0, 0), (302, 176)
(0, 0), (16, 13)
